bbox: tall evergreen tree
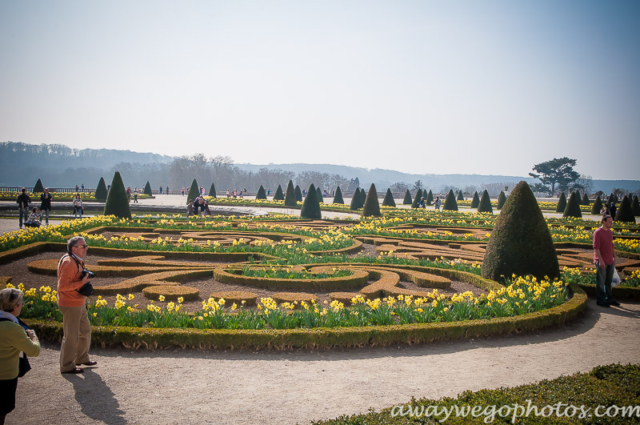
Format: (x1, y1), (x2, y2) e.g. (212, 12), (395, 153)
(497, 191), (507, 209)
(104, 171), (132, 219)
(556, 192), (567, 213)
(403, 189), (412, 205)
(316, 186), (324, 204)
(477, 190), (493, 213)
(426, 190), (434, 206)
(615, 196), (636, 223)
(300, 184), (321, 219)
(457, 191), (464, 201)
(186, 179), (200, 204)
(411, 189), (423, 208)
(363, 184), (381, 217)
(274, 185), (284, 201)
(470, 191), (480, 208)
(284, 180), (297, 207)
(563, 191), (583, 219)
(256, 185), (267, 200)
(295, 185), (303, 202)
(359, 188), (367, 207)
(443, 190), (458, 211)
(144, 181), (153, 196)
(632, 195), (640, 217)
(33, 179), (44, 193)
(209, 183), (217, 198)
(581, 192), (589, 205)
(382, 188), (396, 207)
(333, 186), (344, 204)
(95, 177), (108, 201)
(608, 193), (617, 205)
(591, 195), (603, 215)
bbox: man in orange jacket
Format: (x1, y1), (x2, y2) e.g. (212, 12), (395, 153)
(57, 236), (97, 373)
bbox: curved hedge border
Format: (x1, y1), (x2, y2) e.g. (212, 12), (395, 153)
(24, 283), (587, 350)
(213, 267), (370, 291)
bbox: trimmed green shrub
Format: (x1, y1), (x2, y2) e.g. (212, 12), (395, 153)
(426, 190), (433, 206)
(295, 185), (302, 202)
(300, 184), (321, 219)
(470, 191), (480, 208)
(143, 181), (152, 196)
(362, 184), (381, 217)
(349, 189), (361, 210)
(333, 186), (344, 204)
(615, 195), (636, 223)
(581, 192), (590, 205)
(273, 185), (284, 201)
(497, 191), (507, 209)
(442, 189), (458, 211)
(359, 188), (367, 206)
(591, 195), (603, 214)
(402, 189), (412, 205)
(483, 181), (559, 281)
(608, 193), (617, 205)
(457, 190), (464, 201)
(632, 195), (640, 216)
(316, 186), (324, 204)
(284, 180), (297, 207)
(255, 185), (267, 200)
(563, 191), (583, 218)
(209, 183), (217, 198)
(556, 192), (567, 213)
(382, 188), (396, 207)
(477, 190), (493, 213)
(95, 177), (108, 201)
(186, 179), (199, 204)
(411, 189), (423, 209)
(33, 179), (44, 193)
(104, 171), (132, 219)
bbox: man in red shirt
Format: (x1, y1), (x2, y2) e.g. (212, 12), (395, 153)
(593, 214), (619, 307)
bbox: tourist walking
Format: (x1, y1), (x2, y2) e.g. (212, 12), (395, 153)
(593, 214), (619, 308)
(435, 196), (441, 211)
(133, 189), (138, 203)
(40, 188), (53, 225)
(73, 194), (83, 219)
(16, 188), (30, 229)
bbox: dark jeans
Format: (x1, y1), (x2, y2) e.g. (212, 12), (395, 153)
(18, 208), (27, 228)
(595, 261), (614, 303)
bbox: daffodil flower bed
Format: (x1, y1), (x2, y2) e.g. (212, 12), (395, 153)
(561, 266), (640, 288)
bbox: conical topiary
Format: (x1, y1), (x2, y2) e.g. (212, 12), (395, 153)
(608, 193), (617, 205)
(95, 177), (108, 201)
(104, 171), (132, 219)
(186, 179), (199, 204)
(426, 190), (434, 206)
(632, 195), (640, 216)
(591, 195), (603, 215)
(284, 180), (297, 207)
(300, 184), (321, 219)
(482, 181), (559, 281)
(581, 192), (589, 205)
(403, 189), (412, 205)
(316, 186), (324, 204)
(333, 186), (344, 204)
(274, 185), (284, 201)
(349, 189), (360, 210)
(411, 189), (423, 209)
(359, 188), (367, 207)
(563, 191), (583, 218)
(497, 191), (507, 209)
(615, 196), (636, 223)
(457, 191), (464, 201)
(209, 183), (217, 198)
(256, 185), (267, 200)
(144, 181), (153, 196)
(33, 178), (44, 193)
(470, 191), (480, 208)
(295, 185), (303, 202)
(443, 190), (458, 211)
(477, 190), (493, 213)
(382, 188), (396, 207)
(363, 184), (381, 217)
(556, 192), (567, 213)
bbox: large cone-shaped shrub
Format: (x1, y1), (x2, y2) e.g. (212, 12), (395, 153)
(471, 191), (480, 208)
(295, 185), (303, 202)
(349, 190), (360, 210)
(316, 186), (324, 204)
(284, 180), (297, 207)
(104, 171), (131, 219)
(608, 193), (617, 205)
(186, 179), (199, 204)
(426, 190), (434, 206)
(477, 190), (493, 213)
(33, 178), (44, 193)
(363, 184), (381, 217)
(403, 189), (412, 205)
(256, 185), (267, 200)
(457, 191), (464, 201)
(581, 192), (590, 205)
(497, 191), (507, 209)
(591, 195), (603, 214)
(382, 188), (396, 207)
(482, 181), (559, 281)
(632, 195), (640, 216)
(615, 196), (636, 223)
(144, 181), (153, 196)
(563, 191), (583, 218)
(273, 185), (284, 201)
(95, 177), (108, 201)
(301, 184), (321, 219)
(359, 188), (367, 206)
(333, 186), (344, 204)
(443, 190), (458, 211)
(411, 189), (423, 208)
(209, 183), (217, 198)
(555, 192), (567, 213)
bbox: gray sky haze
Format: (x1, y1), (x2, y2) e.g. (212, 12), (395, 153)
(1, 0), (639, 180)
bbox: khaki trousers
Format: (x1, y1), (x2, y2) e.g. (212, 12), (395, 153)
(59, 305), (92, 372)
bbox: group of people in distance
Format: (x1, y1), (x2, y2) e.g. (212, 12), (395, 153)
(16, 188), (86, 228)
(187, 195), (212, 216)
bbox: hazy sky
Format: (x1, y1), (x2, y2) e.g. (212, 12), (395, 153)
(1, 0), (639, 180)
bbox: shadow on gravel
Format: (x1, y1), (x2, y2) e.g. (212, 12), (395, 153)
(62, 368), (126, 424)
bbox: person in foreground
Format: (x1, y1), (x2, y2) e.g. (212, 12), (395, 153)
(0, 288), (41, 425)
(57, 236), (97, 373)
(593, 214), (620, 308)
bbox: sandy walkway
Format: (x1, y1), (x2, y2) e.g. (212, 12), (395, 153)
(7, 299), (640, 425)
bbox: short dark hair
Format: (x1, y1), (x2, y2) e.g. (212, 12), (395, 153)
(602, 214), (612, 222)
